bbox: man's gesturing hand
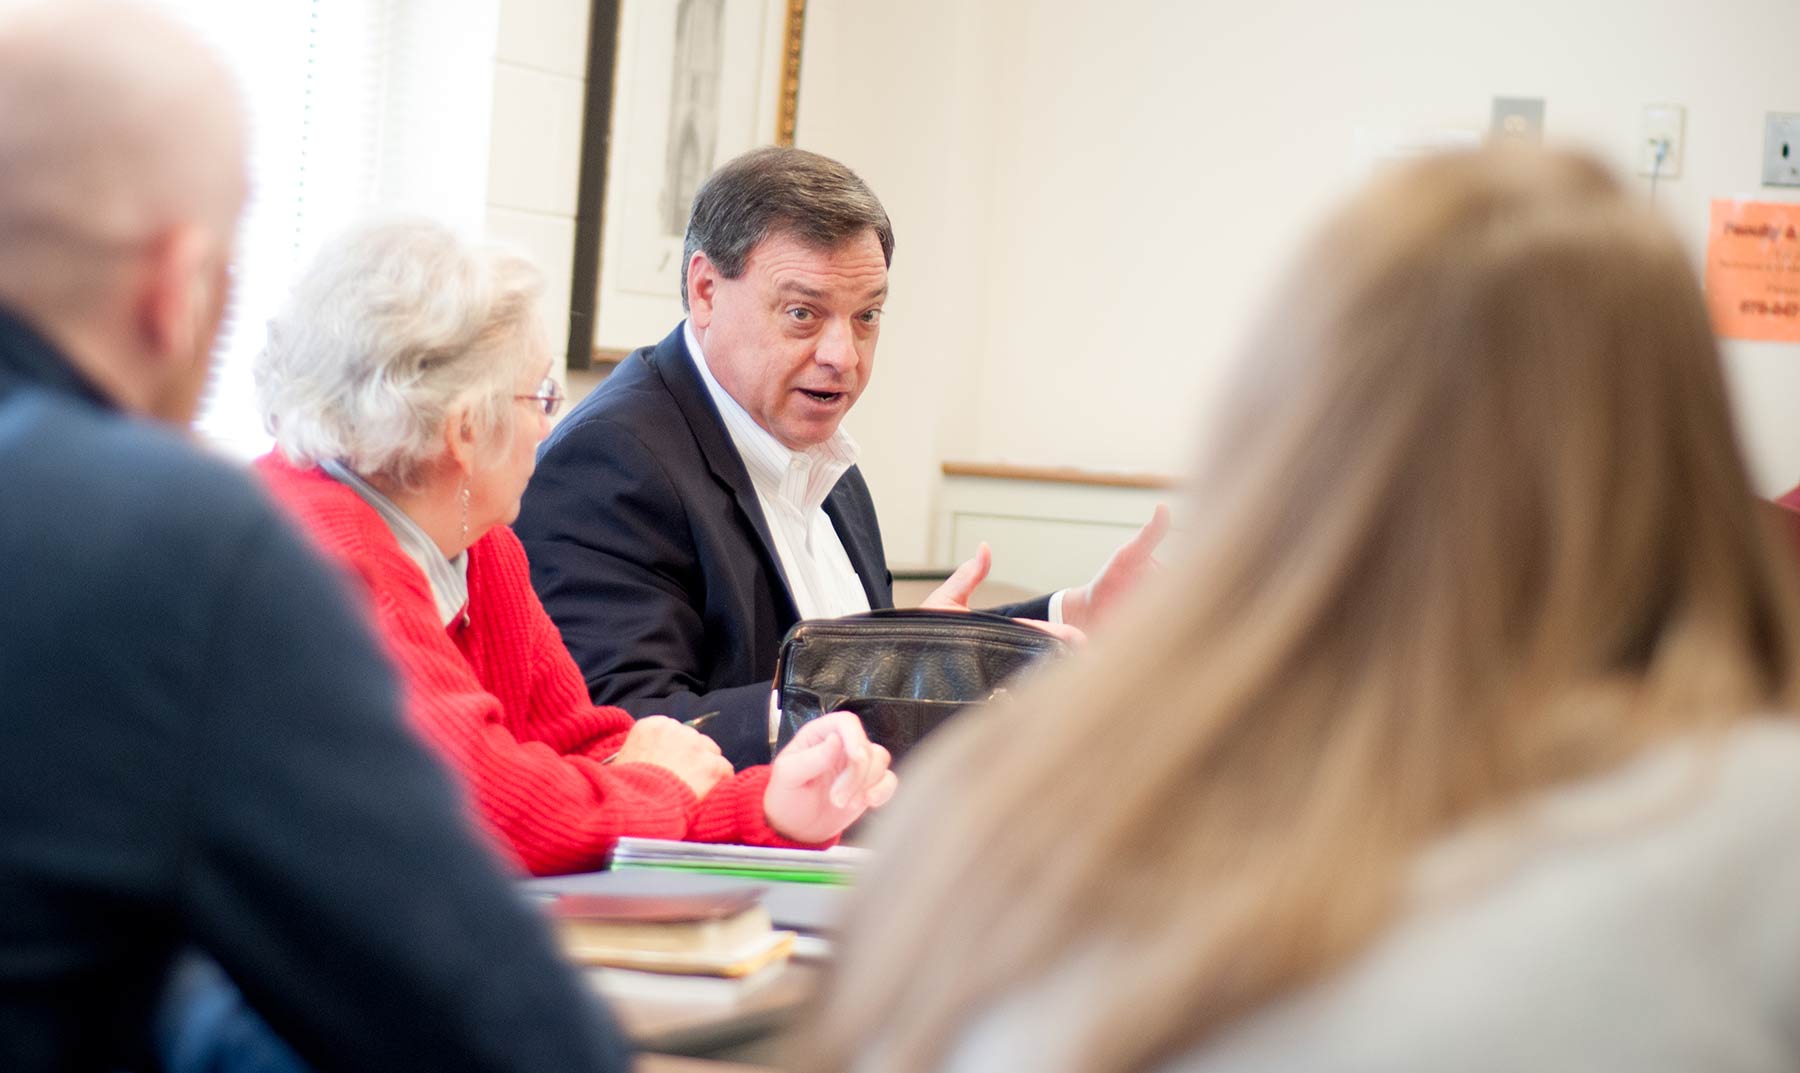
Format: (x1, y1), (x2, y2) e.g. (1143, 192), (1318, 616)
(922, 540), (1088, 644)
(921, 542), (992, 612)
(1059, 503), (1170, 631)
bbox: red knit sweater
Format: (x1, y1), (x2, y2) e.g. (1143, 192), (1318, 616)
(256, 454), (815, 875)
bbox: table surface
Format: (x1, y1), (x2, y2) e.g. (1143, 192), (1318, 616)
(607, 959), (820, 1056)
(527, 868), (838, 1058)
(637, 1054), (784, 1073)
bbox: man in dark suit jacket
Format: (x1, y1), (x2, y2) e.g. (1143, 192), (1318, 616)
(518, 148), (1163, 769)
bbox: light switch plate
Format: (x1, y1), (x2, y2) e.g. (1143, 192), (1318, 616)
(1638, 104), (1684, 179)
(1764, 113), (1800, 187)
(1490, 97), (1545, 145)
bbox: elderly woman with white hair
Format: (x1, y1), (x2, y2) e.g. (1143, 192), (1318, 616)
(253, 218), (895, 876)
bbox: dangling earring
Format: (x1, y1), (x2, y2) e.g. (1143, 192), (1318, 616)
(459, 483), (471, 544)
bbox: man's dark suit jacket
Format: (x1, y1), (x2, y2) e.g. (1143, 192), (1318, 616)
(517, 325), (1048, 768)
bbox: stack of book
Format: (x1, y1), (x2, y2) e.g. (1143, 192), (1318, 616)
(608, 836), (869, 886)
(547, 887), (794, 979)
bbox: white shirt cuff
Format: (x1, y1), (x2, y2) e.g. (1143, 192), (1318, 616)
(1048, 588), (1066, 625)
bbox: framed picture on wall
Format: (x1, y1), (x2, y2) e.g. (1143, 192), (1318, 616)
(569, 0), (805, 369)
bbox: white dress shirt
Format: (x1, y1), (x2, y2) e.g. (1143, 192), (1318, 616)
(686, 321), (873, 620)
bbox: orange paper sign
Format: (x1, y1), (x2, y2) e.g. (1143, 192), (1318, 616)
(1706, 200), (1800, 343)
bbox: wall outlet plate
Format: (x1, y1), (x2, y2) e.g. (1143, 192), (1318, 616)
(1490, 97), (1545, 145)
(1765, 113), (1800, 187)
(1639, 104), (1685, 179)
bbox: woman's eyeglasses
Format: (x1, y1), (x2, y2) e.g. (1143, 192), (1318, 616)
(515, 377), (566, 418)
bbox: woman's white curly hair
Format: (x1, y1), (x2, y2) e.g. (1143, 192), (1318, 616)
(255, 216), (548, 489)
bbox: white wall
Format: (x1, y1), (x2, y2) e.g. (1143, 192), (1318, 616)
(795, 0), (996, 566)
(485, 0), (594, 374)
(379, 0), (502, 232)
(797, 0), (1800, 568)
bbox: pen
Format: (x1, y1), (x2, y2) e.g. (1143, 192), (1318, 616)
(600, 712), (720, 764)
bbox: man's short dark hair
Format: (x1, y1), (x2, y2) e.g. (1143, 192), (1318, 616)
(680, 146), (895, 309)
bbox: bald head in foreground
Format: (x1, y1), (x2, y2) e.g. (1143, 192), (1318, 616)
(0, 4), (631, 1071)
(0, 0), (244, 419)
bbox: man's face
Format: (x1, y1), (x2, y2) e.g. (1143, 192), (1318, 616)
(688, 228), (887, 450)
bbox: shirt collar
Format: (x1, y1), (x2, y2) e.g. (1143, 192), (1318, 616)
(684, 318), (858, 516)
(0, 304), (114, 412)
(320, 459), (470, 628)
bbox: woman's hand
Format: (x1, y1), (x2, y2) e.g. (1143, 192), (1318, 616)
(763, 711), (898, 844)
(611, 715), (732, 799)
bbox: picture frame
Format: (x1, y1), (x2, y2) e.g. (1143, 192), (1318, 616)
(568, 0), (806, 370)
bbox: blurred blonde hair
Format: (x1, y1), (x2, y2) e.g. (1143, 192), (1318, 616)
(808, 149), (1800, 1073)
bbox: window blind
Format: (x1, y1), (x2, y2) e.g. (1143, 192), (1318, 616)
(159, 0), (497, 458)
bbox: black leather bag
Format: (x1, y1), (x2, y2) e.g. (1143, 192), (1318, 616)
(770, 608), (1067, 760)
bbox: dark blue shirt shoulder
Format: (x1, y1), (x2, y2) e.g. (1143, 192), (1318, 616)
(0, 327), (630, 1071)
